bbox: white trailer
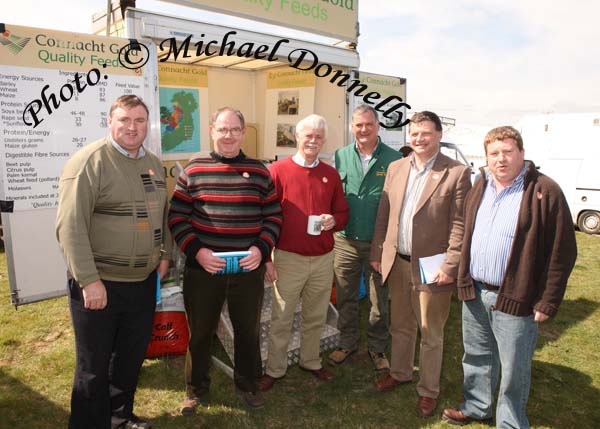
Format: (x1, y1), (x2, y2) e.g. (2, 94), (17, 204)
(515, 113), (600, 234)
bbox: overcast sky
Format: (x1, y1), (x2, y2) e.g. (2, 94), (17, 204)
(3, 0), (600, 126)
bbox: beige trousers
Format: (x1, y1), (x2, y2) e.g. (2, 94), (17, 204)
(388, 254), (452, 398)
(265, 249), (334, 378)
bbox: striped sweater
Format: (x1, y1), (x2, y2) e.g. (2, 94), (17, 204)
(168, 151), (282, 266)
(56, 138), (172, 286)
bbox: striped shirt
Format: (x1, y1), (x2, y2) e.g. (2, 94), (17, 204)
(168, 151), (282, 264)
(397, 153), (437, 255)
(470, 163), (528, 286)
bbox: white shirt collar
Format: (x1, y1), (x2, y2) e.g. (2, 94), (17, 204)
(292, 152), (319, 168)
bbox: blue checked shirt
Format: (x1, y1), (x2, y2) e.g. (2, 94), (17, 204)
(470, 163), (528, 286)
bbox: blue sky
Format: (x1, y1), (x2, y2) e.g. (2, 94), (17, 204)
(3, 0), (600, 126)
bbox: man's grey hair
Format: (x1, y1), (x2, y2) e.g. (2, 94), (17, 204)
(296, 114), (328, 138)
(352, 104), (379, 122)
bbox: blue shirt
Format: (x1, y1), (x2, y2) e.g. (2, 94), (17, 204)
(470, 163), (528, 286)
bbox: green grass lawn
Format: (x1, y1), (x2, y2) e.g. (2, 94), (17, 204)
(1, 233), (599, 428)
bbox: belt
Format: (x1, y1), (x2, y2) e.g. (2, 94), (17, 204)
(397, 253), (411, 262)
(478, 281), (500, 291)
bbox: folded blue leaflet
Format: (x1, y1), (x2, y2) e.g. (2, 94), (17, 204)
(212, 251), (251, 275)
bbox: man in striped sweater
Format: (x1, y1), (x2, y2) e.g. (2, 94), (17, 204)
(168, 107), (282, 411)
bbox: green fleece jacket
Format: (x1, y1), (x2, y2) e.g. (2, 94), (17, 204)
(335, 139), (402, 241)
(56, 138), (172, 286)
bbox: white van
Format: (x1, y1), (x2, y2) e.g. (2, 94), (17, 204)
(516, 113), (600, 234)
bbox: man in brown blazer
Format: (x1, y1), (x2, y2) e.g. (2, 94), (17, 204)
(370, 111), (471, 418)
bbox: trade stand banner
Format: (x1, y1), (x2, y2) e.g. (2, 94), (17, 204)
(161, 0), (359, 42)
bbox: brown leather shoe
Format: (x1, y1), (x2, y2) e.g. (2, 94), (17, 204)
(442, 408), (491, 425)
(257, 374), (282, 392)
(235, 388), (265, 409)
(417, 396), (437, 417)
(374, 374), (410, 392)
(299, 366), (334, 381)
(180, 397), (203, 416)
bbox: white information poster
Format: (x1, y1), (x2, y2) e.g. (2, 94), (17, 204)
(0, 25), (151, 211)
(0, 24), (157, 305)
(351, 71), (408, 150)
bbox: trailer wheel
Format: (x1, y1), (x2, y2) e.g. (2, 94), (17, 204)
(578, 211), (600, 235)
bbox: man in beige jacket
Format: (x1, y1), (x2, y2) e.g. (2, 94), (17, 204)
(370, 111), (471, 417)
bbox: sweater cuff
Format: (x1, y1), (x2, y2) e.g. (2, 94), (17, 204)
(78, 273), (101, 289)
(252, 239), (271, 264)
(456, 285), (476, 302)
(533, 301), (558, 318)
(183, 239), (203, 261)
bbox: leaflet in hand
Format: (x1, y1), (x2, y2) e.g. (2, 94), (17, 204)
(419, 253), (447, 284)
(212, 251), (251, 275)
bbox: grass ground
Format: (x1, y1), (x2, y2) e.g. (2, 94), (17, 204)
(1, 232), (599, 428)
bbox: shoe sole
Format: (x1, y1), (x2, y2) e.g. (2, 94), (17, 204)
(242, 401), (265, 409)
(180, 407), (196, 416)
(298, 366), (334, 381)
(441, 413), (483, 426)
(417, 409), (436, 419)
(328, 349), (357, 365)
(374, 378), (411, 392)
(257, 374), (284, 392)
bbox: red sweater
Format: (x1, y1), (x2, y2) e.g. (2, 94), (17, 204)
(269, 157), (349, 256)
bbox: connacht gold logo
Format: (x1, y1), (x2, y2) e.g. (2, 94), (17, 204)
(0, 30), (32, 54)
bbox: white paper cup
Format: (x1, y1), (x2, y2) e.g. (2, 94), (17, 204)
(307, 215), (322, 235)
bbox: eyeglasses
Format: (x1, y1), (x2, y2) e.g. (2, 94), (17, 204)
(214, 127), (243, 136)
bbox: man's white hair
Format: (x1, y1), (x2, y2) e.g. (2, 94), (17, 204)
(295, 114), (328, 138)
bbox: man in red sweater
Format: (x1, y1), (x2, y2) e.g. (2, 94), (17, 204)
(258, 114), (349, 391)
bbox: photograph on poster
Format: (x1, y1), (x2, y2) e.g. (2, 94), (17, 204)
(276, 123), (296, 147)
(277, 90), (300, 115)
(380, 104), (405, 131)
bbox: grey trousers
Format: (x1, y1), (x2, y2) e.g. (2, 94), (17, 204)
(333, 234), (389, 353)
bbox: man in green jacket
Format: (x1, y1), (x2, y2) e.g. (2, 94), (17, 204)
(328, 104), (402, 370)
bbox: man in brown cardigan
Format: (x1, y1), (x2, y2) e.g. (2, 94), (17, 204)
(442, 126), (577, 428)
(370, 111), (471, 417)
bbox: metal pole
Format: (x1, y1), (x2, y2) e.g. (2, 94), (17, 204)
(105, 0), (112, 36)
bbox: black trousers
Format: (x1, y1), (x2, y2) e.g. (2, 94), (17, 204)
(68, 273), (156, 429)
(183, 264), (264, 397)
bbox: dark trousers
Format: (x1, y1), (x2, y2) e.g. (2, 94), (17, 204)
(183, 265), (264, 397)
(68, 274), (156, 429)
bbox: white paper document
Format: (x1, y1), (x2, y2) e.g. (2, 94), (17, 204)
(419, 253), (447, 284)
